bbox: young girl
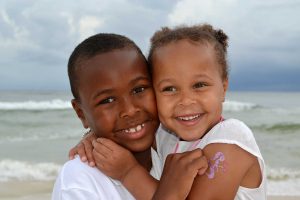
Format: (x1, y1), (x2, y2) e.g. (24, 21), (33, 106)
(71, 24), (266, 199)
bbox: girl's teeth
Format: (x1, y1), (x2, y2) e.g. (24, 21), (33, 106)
(179, 115), (199, 121)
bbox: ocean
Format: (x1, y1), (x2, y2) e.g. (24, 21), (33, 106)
(0, 91), (299, 199)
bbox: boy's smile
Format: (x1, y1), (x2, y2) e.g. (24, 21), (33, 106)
(152, 39), (228, 141)
(72, 49), (159, 152)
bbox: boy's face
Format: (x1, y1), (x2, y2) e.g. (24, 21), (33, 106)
(72, 49), (159, 152)
(152, 40), (228, 141)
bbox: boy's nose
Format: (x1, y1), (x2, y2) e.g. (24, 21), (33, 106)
(119, 97), (140, 118)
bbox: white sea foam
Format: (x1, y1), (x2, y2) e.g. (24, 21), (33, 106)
(0, 159), (61, 182)
(223, 101), (259, 112)
(0, 99), (72, 110)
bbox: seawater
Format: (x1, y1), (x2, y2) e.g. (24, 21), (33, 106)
(0, 91), (300, 196)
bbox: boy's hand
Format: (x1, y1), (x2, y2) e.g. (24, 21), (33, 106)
(92, 138), (138, 182)
(153, 149), (208, 200)
(68, 131), (97, 167)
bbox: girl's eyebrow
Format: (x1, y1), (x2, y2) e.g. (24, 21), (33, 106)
(156, 78), (174, 87)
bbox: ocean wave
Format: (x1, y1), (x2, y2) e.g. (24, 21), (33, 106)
(252, 123), (300, 133)
(0, 159), (61, 182)
(223, 101), (259, 112)
(0, 131), (83, 143)
(267, 166), (300, 180)
(266, 167), (300, 195)
(0, 99), (72, 110)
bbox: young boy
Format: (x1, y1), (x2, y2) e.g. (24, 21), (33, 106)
(53, 33), (207, 200)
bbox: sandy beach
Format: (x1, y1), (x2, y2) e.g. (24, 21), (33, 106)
(0, 181), (53, 200)
(0, 180), (299, 200)
(268, 197), (300, 200)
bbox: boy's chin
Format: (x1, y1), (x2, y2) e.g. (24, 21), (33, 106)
(125, 141), (153, 153)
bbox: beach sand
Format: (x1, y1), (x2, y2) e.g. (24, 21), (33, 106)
(0, 181), (53, 200)
(0, 180), (299, 200)
(268, 197), (300, 200)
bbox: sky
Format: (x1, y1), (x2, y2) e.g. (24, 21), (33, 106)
(0, 0), (299, 91)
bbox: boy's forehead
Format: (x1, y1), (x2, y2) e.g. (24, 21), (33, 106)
(77, 49), (150, 83)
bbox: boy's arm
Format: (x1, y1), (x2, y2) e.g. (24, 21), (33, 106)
(187, 143), (260, 200)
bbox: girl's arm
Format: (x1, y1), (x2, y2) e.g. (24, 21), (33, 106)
(153, 149), (208, 200)
(93, 138), (208, 200)
(92, 138), (158, 200)
(187, 143), (261, 200)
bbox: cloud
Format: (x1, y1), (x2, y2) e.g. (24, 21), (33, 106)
(0, 0), (299, 91)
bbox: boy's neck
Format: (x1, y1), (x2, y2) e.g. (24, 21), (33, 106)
(133, 148), (152, 172)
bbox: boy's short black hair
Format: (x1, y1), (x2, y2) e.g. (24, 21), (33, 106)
(68, 33), (146, 100)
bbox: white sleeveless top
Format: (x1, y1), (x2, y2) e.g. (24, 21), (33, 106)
(154, 118), (267, 200)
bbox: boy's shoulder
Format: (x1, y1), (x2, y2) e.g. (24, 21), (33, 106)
(58, 156), (113, 189)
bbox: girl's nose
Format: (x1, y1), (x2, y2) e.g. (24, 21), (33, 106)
(178, 90), (196, 106)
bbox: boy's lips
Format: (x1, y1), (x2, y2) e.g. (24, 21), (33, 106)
(175, 113), (204, 126)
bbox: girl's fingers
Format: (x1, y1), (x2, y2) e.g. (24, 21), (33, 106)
(96, 137), (121, 152)
(92, 148), (106, 169)
(68, 146), (78, 160)
(76, 142), (87, 162)
(93, 139), (113, 158)
(82, 139), (95, 167)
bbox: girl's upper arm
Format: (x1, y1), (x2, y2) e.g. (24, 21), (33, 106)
(187, 143), (257, 200)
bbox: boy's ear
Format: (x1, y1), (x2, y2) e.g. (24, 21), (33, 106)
(71, 99), (89, 129)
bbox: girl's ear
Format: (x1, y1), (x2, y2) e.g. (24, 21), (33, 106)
(71, 99), (89, 129)
(222, 78), (229, 102)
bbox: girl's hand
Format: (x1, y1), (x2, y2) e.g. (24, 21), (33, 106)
(92, 138), (138, 182)
(68, 131), (97, 167)
(153, 149), (208, 200)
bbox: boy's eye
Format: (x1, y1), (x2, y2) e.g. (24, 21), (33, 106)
(99, 97), (115, 104)
(162, 86), (177, 92)
(132, 86), (146, 94)
(193, 82), (207, 89)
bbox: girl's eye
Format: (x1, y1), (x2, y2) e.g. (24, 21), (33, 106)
(193, 82), (207, 89)
(132, 86), (146, 94)
(99, 97), (115, 104)
(162, 86), (177, 92)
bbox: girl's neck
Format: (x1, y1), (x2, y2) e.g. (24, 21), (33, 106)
(133, 148), (152, 172)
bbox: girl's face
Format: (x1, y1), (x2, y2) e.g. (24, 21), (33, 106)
(72, 49), (159, 152)
(152, 39), (228, 141)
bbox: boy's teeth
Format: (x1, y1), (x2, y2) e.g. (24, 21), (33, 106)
(124, 124), (144, 133)
(178, 115), (200, 121)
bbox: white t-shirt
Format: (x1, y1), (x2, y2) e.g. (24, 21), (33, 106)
(52, 148), (161, 200)
(154, 118), (267, 200)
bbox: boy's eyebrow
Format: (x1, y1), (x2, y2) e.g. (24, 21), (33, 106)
(92, 76), (149, 100)
(129, 76), (150, 84)
(93, 89), (114, 100)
